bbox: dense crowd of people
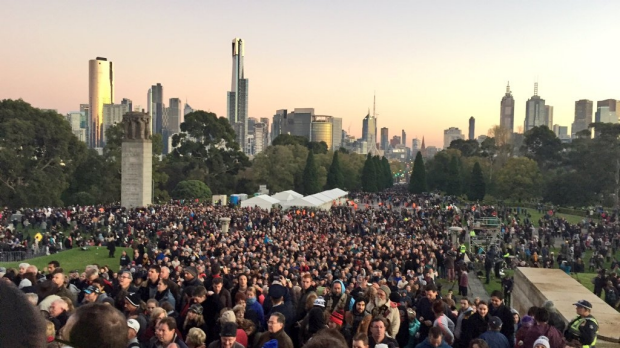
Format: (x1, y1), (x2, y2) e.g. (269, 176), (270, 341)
(0, 186), (610, 348)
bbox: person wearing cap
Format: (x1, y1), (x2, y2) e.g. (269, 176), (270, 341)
(266, 282), (294, 337)
(207, 322), (244, 348)
(299, 296), (327, 343)
(127, 319), (141, 348)
(479, 316), (510, 348)
(489, 290), (515, 344)
(564, 300), (598, 348)
(81, 285), (102, 305)
(125, 292), (148, 340)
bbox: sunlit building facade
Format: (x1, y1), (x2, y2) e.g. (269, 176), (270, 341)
(88, 57), (114, 148)
(310, 115), (333, 150)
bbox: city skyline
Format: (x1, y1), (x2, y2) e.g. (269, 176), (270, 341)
(3, 1), (620, 147)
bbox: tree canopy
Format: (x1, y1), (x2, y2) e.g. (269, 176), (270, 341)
(409, 152), (427, 194)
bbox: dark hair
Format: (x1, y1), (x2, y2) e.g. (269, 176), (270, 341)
(352, 332), (369, 346)
(159, 317), (177, 331)
(490, 290), (503, 300)
(66, 303), (128, 348)
(0, 281), (46, 348)
(270, 312), (286, 324)
(161, 301), (174, 312)
(477, 300), (488, 307)
(469, 338), (490, 348)
(534, 307), (550, 323)
(432, 299), (445, 314)
(48, 261), (60, 268)
(527, 306), (538, 316)
(213, 277), (223, 285)
(371, 317), (388, 328)
(429, 326), (443, 339)
(305, 328), (348, 348)
(192, 286), (207, 297)
(149, 265), (161, 273)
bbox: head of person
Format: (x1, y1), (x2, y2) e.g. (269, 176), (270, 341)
(426, 284), (438, 301)
(47, 261), (60, 274)
(469, 338), (490, 348)
(184, 266), (198, 281)
(155, 317), (177, 345)
(301, 273), (312, 290)
(62, 303), (128, 348)
(192, 286), (208, 304)
(127, 319), (140, 340)
(83, 285), (101, 303)
(160, 266), (171, 280)
(573, 300), (592, 317)
(477, 301), (489, 317)
(534, 336), (551, 348)
(118, 271), (133, 288)
(52, 272), (66, 288)
(148, 265), (161, 283)
(150, 307), (167, 328)
(377, 286), (391, 305)
(157, 279), (172, 293)
(332, 280), (343, 295)
(303, 328), (348, 348)
(534, 307), (549, 324)
(267, 313), (285, 334)
(146, 299), (158, 315)
(428, 327), (444, 347)
(432, 299), (445, 316)
(124, 292), (141, 313)
(0, 281), (46, 348)
(49, 298), (69, 318)
(238, 274), (248, 288)
(329, 309), (345, 329)
(219, 322), (239, 348)
(489, 290), (503, 308)
(460, 297), (470, 310)
(370, 317), (388, 341)
(234, 292), (247, 307)
(352, 333), (370, 348)
(213, 277), (224, 294)
(489, 316), (502, 332)
(185, 327), (206, 348)
(355, 296), (368, 313)
(187, 304), (203, 321)
(18, 263), (30, 275)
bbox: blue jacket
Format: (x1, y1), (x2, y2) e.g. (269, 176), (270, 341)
(480, 330), (511, 348)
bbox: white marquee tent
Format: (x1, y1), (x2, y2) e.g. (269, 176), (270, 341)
(279, 188), (349, 210)
(240, 195), (281, 209)
(271, 190), (303, 202)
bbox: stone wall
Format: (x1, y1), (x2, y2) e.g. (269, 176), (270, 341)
(121, 140), (152, 208)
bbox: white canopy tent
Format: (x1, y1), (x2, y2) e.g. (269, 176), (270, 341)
(280, 196), (328, 210)
(240, 195), (281, 210)
(271, 190), (304, 202)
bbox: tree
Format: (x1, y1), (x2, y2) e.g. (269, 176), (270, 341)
(373, 155), (385, 190)
(302, 150), (321, 195)
(382, 157), (393, 188)
(171, 180), (212, 200)
(361, 153), (378, 192)
(409, 152), (427, 194)
(338, 152), (365, 191)
(521, 125), (563, 169)
(271, 134), (309, 147)
(0, 100), (87, 208)
(170, 111), (250, 194)
(426, 151), (451, 192)
(446, 156), (462, 196)
(325, 151), (345, 189)
(495, 157), (542, 202)
(467, 162), (486, 201)
(251, 144), (308, 192)
(449, 139), (480, 157)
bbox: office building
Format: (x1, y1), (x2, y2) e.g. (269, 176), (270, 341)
(102, 103), (130, 145)
(524, 83), (548, 132)
(184, 101), (194, 116)
(67, 111), (86, 143)
(443, 127), (464, 149)
(571, 99), (593, 136)
(253, 122), (267, 155)
(331, 117), (342, 151)
(227, 38), (249, 154)
(260, 117), (271, 146)
(291, 108), (313, 139)
(553, 124), (571, 142)
(88, 57), (114, 148)
(390, 136), (401, 148)
(500, 82), (515, 133)
(79, 104), (89, 129)
(150, 83), (164, 134)
(167, 98), (182, 134)
(411, 138), (421, 159)
(310, 115), (333, 149)
(401, 129), (407, 147)
(468, 116), (475, 140)
(595, 99), (620, 124)
(380, 127), (389, 150)
(121, 98), (132, 112)
(271, 109), (288, 141)
(362, 112), (378, 154)
(545, 105), (554, 128)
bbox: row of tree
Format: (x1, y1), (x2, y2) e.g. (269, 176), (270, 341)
(0, 100), (400, 208)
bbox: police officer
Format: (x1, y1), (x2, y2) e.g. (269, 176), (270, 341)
(564, 300), (598, 348)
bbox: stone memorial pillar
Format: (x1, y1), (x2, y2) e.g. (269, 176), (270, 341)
(121, 111), (152, 208)
(220, 217), (231, 234)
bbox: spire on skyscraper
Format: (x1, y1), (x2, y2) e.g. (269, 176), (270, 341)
(534, 82), (538, 96)
(506, 81), (511, 94)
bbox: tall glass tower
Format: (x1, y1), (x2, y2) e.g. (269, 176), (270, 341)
(227, 38), (249, 153)
(88, 57), (114, 148)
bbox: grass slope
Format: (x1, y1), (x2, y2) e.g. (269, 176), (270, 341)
(0, 247), (132, 273)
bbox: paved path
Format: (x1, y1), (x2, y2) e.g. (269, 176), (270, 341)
(467, 271), (490, 302)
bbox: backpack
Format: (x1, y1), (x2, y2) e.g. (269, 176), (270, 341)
(262, 339), (278, 348)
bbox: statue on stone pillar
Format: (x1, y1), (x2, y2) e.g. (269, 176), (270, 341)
(122, 111), (151, 140)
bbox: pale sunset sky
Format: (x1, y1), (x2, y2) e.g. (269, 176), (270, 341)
(2, 1), (620, 147)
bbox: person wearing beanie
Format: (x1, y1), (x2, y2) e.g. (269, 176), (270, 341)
(299, 296), (327, 343)
(208, 321), (244, 348)
(329, 309), (345, 329)
(479, 316), (510, 348)
(218, 310), (248, 348)
(542, 301), (565, 333)
(533, 336), (551, 348)
(515, 315), (534, 347)
(367, 284), (400, 338)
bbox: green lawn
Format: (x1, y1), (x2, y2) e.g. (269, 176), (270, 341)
(0, 247), (132, 273)
(508, 207), (585, 226)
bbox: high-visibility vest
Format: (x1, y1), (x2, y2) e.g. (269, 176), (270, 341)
(568, 316), (598, 348)
(459, 244), (466, 253)
(470, 230), (476, 237)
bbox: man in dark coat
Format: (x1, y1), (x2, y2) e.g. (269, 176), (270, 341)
(489, 290), (515, 344)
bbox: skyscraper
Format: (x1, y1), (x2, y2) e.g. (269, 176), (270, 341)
(331, 117), (342, 151)
(444, 127), (464, 149)
(271, 109), (288, 141)
(102, 103), (130, 145)
(468, 116), (475, 140)
(545, 105), (554, 128)
(150, 83), (164, 134)
(401, 129), (407, 147)
(121, 98), (133, 112)
(572, 99), (593, 137)
(88, 57), (114, 148)
(362, 112), (377, 152)
(310, 115), (333, 150)
(500, 82), (515, 133)
(260, 117), (271, 146)
(380, 127), (389, 150)
(524, 83), (548, 132)
(227, 38), (249, 153)
(184, 101), (194, 116)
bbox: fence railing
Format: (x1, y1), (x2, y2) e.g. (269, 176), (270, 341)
(0, 248), (60, 263)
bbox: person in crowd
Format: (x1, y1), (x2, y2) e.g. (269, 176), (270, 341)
(352, 332), (370, 348)
(149, 317), (188, 348)
(143, 307), (168, 342)
(213, 277), (232, 309)
(369, 317), (399, 348)
(523, 307), (564, 348)
(194, 285), (224, 345)
(0, 281), (47, 348)
(185, 327), (207, 348)
(125, 292), (148, 340)
(127, 319), (141, 348)
(255, 313), (294, 348)
(61, 303), (128, 348)
(468, 338), (490, 348)
(182, 304), (208, 339)
(345, 295), (372, 340)
(208, 322), (245, 348)
(564, 300), (598, 348)
(48, 298), (71, 333)
(461, 300), (490, 344)
(415, 326), (450, 348)
(488, 291), (514, 343)
(155, 278), (176, 308)
(479, 317), (510, 348)
(541, 301), (565, 333)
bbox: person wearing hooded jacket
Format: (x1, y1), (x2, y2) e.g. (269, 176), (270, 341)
(325, 280), (351, 314)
